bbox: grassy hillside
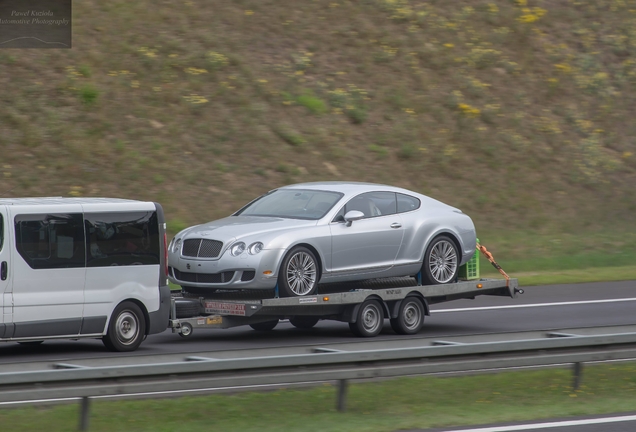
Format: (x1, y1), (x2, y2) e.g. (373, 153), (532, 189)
(1, 0), (635, 270)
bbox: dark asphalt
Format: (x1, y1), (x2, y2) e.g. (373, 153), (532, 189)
(0, 280), (634, 363)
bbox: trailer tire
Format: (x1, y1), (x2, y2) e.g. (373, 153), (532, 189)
(290, 316), (320, 329)
(421, 235), (459, 285)
(175, 298), (201, 318)
(103, 301), (146, 352)
(349, 300), (383, 337)
(390, 297), (424, 335)
(249, 319), (279, 331)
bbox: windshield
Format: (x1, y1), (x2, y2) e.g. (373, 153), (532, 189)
(235, 189), (343, 220)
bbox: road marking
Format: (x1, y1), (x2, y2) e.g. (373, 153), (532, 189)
(432, 297), (636, 313)
(441, 414), (636, 431)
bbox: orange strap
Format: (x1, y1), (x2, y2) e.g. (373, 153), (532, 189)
(475, 242), (510, 286)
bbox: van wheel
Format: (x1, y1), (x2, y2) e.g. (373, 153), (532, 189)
(103, 301), (146, 352)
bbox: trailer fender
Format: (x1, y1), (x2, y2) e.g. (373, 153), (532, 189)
(388, 293), (430, 319)
(342, 295), (389, 323)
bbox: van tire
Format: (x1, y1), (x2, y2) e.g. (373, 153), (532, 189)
(103, 301), (146, 352)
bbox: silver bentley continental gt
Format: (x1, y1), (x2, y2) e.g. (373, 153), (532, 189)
(168, 182), (477, 297)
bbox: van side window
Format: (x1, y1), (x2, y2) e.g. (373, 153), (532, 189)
(15, 214), (85, 269)
(85, 211), (160, 267)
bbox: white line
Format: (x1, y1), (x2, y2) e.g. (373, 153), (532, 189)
(432, 298), (636, 313)
(442, 414), (636, 431)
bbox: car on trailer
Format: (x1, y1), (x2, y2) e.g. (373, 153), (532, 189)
(168, 182), (477, 298)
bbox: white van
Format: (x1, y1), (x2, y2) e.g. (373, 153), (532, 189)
(0, 198), (170, 352)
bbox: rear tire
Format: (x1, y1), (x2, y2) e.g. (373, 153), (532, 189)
(249, 319), (279, 331)
(390, 297), (424, 335)
(421, 235), (459, 285)
(290, 316), (320, 329)
(103, 301), (146, 352)
(349, 300), (384, 337)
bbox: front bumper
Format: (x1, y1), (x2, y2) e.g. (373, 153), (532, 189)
(168, 248), (285, 290)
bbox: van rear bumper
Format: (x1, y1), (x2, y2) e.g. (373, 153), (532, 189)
(148, 284), (171, 334)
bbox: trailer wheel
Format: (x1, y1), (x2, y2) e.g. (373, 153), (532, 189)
(421, 235), (459, 285)
(179, 322), (193, 338)
(249, 319), (279, 331)
(349, 300), (384, 337)
(290, 316), (320, 329)
(103, 301), (146, 352)
(278, 246), (319, 297)
(390, 297), (424, 335)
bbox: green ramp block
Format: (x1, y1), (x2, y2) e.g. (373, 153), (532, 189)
(458, 238), (480, 280)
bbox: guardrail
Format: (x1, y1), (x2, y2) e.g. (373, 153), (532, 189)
(2, 331), (636, 431)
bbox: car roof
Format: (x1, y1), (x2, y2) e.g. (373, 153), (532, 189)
(279, 181), (417, 195)
(0, 197), (148, 206)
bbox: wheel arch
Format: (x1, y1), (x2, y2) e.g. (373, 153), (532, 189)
(346, 294), (389, 323)
(108, 298), (150, 336)
(289, 242), (324, 282)
(388, 292), (429, 318)
(422, 231), (462, 264)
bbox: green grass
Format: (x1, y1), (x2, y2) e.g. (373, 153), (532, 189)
(2, 362), (635, 431)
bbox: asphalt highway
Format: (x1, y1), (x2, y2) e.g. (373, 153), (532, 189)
(0, 280), (634, 364)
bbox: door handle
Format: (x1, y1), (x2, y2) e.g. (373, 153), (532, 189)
(1, 261), (7, 281)
(390, 223), (402, 229)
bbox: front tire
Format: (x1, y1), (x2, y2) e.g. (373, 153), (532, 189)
(278, 246), (319, 297)
(103, 301), (146, 352)
(421, 236), (459, 285)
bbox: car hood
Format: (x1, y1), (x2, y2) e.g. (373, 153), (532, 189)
(181, 216), (316, 242)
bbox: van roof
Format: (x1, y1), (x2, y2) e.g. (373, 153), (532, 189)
(0, 197), (149, 206)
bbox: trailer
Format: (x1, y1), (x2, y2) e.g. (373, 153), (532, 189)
(169, 276), (521, 338)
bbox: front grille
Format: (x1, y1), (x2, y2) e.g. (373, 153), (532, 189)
(173, 268), (235, 283)
(241, 270), (256, 281)
(182, 239), (223, 258)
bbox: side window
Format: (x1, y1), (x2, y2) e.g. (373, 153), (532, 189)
(15, 213), (85, 269)
(397, 193), (421, 213)
(0, 213), (3, 251)
(85, 212), (160, 267)
(336, 192), (397, 220)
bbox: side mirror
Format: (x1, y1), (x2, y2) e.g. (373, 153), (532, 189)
(344, 210), (364, 227)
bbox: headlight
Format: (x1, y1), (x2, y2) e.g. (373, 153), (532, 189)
(172, 238), (182, 253)
(248, 242), (264, 255)
(230, 242), (246, 256)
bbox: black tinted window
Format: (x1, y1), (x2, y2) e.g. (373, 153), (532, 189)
(15, 214), (86, 269)
(85, 212), (160, 267)
(397, 193), (421, 213)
